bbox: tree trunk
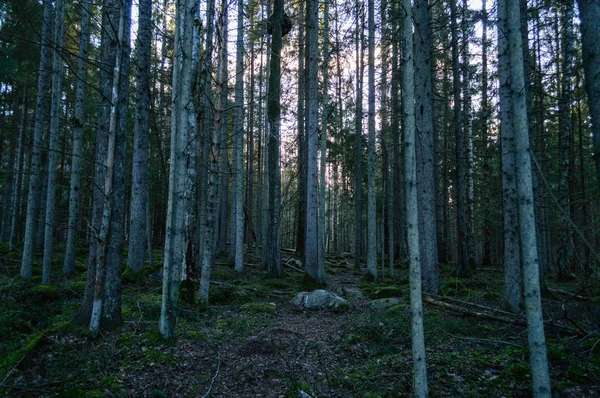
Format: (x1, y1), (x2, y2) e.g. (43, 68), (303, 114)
(498, 0), (521, 311)
(159, 0), (195, 338)
(319, 0), (330, 276)
(414, 0), (439, 294)
(366, 0), (377, 280)
(20, 0), (53, 280)
(64, 0), (91, 277)
(576, 0), (600, 188)
(305, 0), (324, 283)
(403, 0), (429, 394)
(126, 0), (152, 277)
(232, 0), (245, 273)
(505, 0), (551, 393)
(354, 3), (364, 270)
(558, 0), (575, 278)
(451, 0), (468, 278)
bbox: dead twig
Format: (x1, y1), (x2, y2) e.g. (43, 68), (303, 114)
(201, 352), (221, 398)
(435, 327), (523, 348)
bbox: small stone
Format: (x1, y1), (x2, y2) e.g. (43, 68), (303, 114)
(368, 297), (401, 311)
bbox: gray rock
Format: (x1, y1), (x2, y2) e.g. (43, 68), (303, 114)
(368, 297), (400, 311)
(291, 289), (349, 311)
(339, 286), (363, 300)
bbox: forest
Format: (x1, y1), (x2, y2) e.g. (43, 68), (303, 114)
(0, 0), (599, 395)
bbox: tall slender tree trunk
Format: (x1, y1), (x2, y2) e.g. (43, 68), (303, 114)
(20, 0), (53, 280)
(558, 0), (574, 278)
(498, 0), (521, 311)
(90, 0), (131, 335)
(159, 0), (195, 338)
(366, 0), (377, 280)
(480, 1), (492, 267)
(576, 0), (600, 188)
(200, 0), (227, 304)
(414, 0), (439, 294)
(64, 0), (91, 277)
(78, 0), (120, 324)
(505, 0), (551, 392)
(403, 0), (429, 394)
(319, 0), (330, 276)
(41, 0), (66, 285)
(451, 0), (468, 278)
(232, 0), (245, 273)
(198, 0), (216, 268)
(354, 3), (364, 270)
(126, 0), (153, 277)
(296, 0), (307, 260)
(305, 0), (324, 283)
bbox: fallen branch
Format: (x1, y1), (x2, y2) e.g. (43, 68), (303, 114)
(423, 296), (585, 336)
(426, 293), (524, 320)
(202, 352), (221, 398)
(434, 327), (523, 348)
(547, 287), (588, 301)
(283, 262), (303, 273)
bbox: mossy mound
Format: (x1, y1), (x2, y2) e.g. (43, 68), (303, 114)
(240, 302), (277, 314)
(371, 286), (403, 299)
(122, 267), (146, 284)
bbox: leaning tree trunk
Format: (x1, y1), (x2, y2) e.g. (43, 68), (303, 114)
(64, 0), (91, 277)
(20, 0), (53, 280)
(159, 0), (195, 338)
(403, 0), (429, 394)
(505, 0), (551, 393)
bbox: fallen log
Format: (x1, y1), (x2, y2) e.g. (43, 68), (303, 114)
(423, 296), (586, 337)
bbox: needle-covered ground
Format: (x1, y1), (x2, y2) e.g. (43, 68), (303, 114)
(1, 243), (599, 397)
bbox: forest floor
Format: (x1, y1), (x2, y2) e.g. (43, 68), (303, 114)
(1, 244), (600, 397)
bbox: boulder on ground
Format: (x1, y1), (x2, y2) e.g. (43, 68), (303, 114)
(291, 289), (349, 311)
(338, 286), (363, 300)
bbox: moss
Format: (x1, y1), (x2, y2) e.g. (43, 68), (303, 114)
(440, 278), (470, 296)
(263, 278), (293, 290)
(508, 362), (530, 384)
(241, 302), (277, 314)
(66, 280), (86, 296)
(179, 278), (195, 304)
(298, 273), (326, 291)
(75, 262), (87, 272)
(388, 303), (409, 313)
(122, 267), (146, 284)
(371, 286), (403, 299)
(30, 284), (61, 299)
(0, 331), (45, 374)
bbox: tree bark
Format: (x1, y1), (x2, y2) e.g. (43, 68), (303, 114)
(403, 0), (429, 394)
(20, 0), (53, 280)
(159, 0), (195, 338)
(505, 0), (551, 392)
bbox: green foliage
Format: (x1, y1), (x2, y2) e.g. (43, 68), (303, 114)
(122, 267), (146, 284)
(240, 302), (277, 313)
